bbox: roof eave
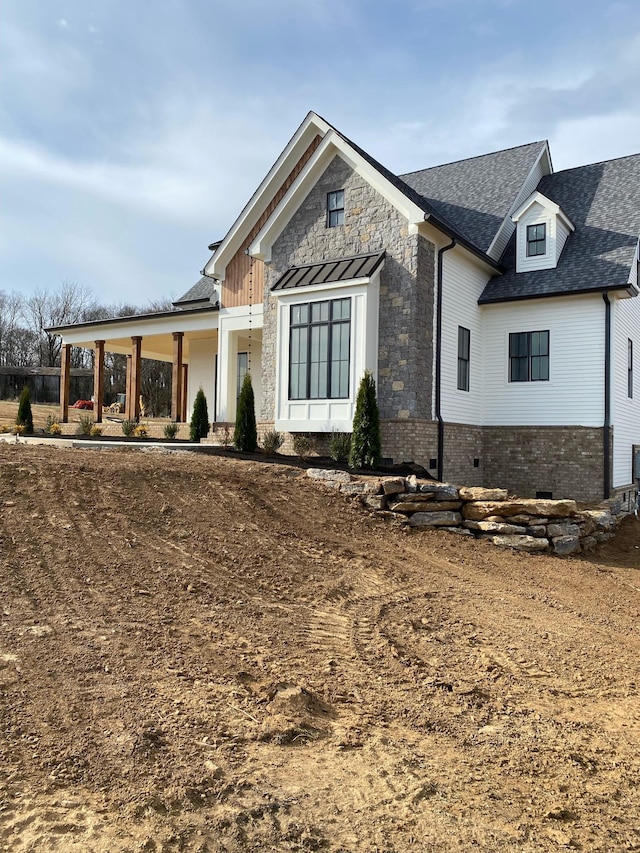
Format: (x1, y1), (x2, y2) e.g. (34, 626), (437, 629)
(478, 282), (634, 306)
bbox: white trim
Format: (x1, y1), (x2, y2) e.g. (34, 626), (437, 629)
(249, 131), (426, 263)
(511, 190), (575, 232)
(271, 276), (372, 299)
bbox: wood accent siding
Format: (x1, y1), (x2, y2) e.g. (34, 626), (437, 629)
(222, 135), (322, 308)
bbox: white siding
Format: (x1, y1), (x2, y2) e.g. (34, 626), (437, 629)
(611, 293), (640, 487)
(481, 295), (605, 426)
(489, 156), (546, 261)
(515, 202), (559, 273)
(440, 249), (490, 424)
(556, 218), (571, 261)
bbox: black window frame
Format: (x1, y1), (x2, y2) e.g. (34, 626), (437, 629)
(526, 223), (546, 257)
(289, 297), (351, 401)
(509, 330), (550, 382)
(327, 190), (345, 228)
(629, 338), (634, 399)
(457, 326), (470, 392)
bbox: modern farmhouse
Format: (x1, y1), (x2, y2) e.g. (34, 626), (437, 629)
(50, 112), (640, 504)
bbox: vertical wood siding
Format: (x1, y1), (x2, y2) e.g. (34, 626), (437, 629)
(221, 135), (322, 309)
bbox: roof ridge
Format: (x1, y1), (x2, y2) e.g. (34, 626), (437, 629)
(399, 140), (548, 177)
(549, 150), (640, 176)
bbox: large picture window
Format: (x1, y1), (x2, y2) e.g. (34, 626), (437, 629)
(289, 298), (351, 400)
(509, 330), (549, 382)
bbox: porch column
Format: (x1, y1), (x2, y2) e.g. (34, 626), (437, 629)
(181, 364), (189, 423)
(94, 340), (105, 423)
(171, 332), (184, 422)
(125, 355), (132, 420)
(60, 343), (71, 423)
(130, 336), (142, 421)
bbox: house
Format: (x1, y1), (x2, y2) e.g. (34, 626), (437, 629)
(50, 112), (640, 504)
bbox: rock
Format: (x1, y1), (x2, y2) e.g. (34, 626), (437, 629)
(463, 520), (527, 535)
(388, 501), (436, 513)
(428, 483), (459, 500)
(552, 535), (581, 556)
(463, 499), (577, 521)
(405, 475), (418, 492)
(458, 487), (509, 501)
(582, 509), (614, 531)
(526, 525), (548, 538)
(547, 522), (581, 538)
(374, 511), (409, 522)
(595, 531), (614, 543)
(339, 481), (381, 496)
(484, 535), (549, 552)
(381, 478), (405, 496)
(307, 468), (352, 484)
(581, 535), (598, 551)
(359, 495), (386, 510)
(393, 492), (435, 502)
(577, 514), (597, 535)
(442, 526), (473, 536)
(391, 500), (461, 513)
(408, 511), (462, 528)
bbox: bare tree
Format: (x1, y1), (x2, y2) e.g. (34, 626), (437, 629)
(0, 290), (30, 366)
(23, 281), (96, 367)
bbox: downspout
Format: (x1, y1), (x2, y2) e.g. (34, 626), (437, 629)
(435, 238), (457, 482)
(602, 292), (611, 499)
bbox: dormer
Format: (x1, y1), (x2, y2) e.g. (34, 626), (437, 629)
(511, 191), (575, 273)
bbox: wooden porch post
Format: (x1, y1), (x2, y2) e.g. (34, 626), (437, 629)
(171, 332), (184, 422)
(94, 340), (105, 423)
(181, 364), (188, 424)
(130, 336), (142, 421)
(60, 343), (71, 423)
(125, 355), (132, 420)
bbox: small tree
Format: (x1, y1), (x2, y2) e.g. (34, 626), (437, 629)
(234, 373), (257, 452)
(349, 370), (381, 470)
(190, 387), (210, 442)
(16, 386), (34, 433)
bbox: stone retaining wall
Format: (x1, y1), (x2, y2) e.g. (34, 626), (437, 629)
(306, 469), (623, 556)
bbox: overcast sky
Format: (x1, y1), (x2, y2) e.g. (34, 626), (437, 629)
(3, 0), (640, 306)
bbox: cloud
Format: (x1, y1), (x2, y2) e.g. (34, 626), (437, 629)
(56, 18), (69, 29)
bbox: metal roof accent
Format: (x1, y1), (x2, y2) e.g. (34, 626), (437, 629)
(271, 252), (386, 292)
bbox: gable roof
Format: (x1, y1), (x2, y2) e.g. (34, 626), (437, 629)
(173, 276), (217, 307)
(480, 152), (640, 303)
(400, 141), (549, 253)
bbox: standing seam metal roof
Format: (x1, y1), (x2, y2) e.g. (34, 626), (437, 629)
(272, 252), (385, 292)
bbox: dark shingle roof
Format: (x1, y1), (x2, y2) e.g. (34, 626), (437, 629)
(399, 141), (548, 252)
(173, 276), (217, 306)
(480, 153), (640, 303)
(272, 252), (385, 292)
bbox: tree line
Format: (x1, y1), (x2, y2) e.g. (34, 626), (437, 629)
(1, 281), (174, 415)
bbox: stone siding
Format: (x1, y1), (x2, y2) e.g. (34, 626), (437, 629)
(262, 155), (436, 421)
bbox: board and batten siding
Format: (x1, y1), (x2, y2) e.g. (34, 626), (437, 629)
(480, 295), (605, 426)
(489, 156), (547, 261)
(611, 293), (640, 487)
(439, 249), (490, 425)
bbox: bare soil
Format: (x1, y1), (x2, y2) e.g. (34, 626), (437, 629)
(1, 439), (640, 852)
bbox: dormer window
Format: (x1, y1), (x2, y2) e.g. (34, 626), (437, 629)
(327, 190), (344, 227)
(526, 224), (546, 257)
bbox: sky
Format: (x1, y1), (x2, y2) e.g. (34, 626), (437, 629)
(3, 0), (640, 306)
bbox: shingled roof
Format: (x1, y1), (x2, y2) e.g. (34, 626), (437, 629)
(480, 153), (640, 303)
(173, 276), (218, 307)
(399, 141), (548, 252)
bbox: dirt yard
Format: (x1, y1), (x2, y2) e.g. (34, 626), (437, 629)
(2, 440), (640, 852)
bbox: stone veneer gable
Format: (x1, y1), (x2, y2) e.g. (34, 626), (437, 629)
(260, 154), (436, 422)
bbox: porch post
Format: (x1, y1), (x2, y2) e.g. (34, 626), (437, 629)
(130, 336), (142, 421)
(125, 355), (132, 420)
(94, 340), (105, 423)
(181, 364), (189, 424)
(171, 332), (184, 422)
(60, 343), (71, 423)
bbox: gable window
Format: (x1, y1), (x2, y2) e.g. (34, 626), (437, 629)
(629, 339), (633, 398)
(457, 326), (470, 391)
(526, 223), (546, 257)
(509, 331), (549, 382)
(327, 190), (344, 227)
(289, 298), (350, 400)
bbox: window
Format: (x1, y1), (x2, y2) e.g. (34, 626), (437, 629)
(457, 326), (470, 391)
(327, 190), (344, 227)
(509, 331), (549, 382)
(237, 352), (248, 399)
(289, 298), (351, 400)
(629, 339), (634, 398)
(526, 223), (546, 256)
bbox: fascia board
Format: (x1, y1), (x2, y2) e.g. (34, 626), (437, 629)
(249, 132), (425, 262)
(511, 190), (576, 232)
(205, 112), (331, 279)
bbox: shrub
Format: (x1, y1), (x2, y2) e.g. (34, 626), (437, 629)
(190, 387), (210, 442)
(329, 430), (351, 463)
(121, 419), (136, 437)
(90, 424), (103, 437)
(163, 422), (178, 439)
(349, 371), (381, 470)
(16, 386), (34, 433)
(76, 415), (94, 436)
(134, 423), (149, 438)
(234, 374), (257, 452)
(48, 422), (62, 436)
(292, 433), (317, 461)
(44, 413), (57, 435)
(0, 424), (10, 434)
(262, 429), (284, 455)
(12, 423), (26, 436)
